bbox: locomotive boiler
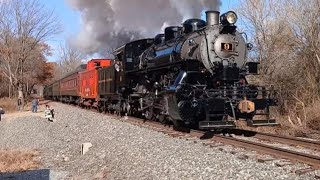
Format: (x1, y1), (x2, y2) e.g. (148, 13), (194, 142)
(108, 10), (278, 129)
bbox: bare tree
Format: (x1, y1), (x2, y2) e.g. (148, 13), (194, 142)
(237, 0), (320, 129)
(23, 43), (54, 94)
(56, 42), (85, 79)
(0, 0), (61, 102)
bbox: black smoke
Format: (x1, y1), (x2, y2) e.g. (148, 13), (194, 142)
(67, 0), (221, 54)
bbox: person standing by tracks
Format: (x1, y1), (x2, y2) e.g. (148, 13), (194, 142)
(0, 108), (4, 121)
(31, 98), (39, 113)
(17, 97), (22, 111)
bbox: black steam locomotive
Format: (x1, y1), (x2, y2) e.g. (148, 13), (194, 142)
(98, 10), (278, 129)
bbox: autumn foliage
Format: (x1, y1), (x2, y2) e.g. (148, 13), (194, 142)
(0, 0), (60, 98)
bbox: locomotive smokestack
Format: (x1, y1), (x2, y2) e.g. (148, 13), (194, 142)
(206, 11), (220, 26)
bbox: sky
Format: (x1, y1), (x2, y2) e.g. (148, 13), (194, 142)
(41, 0), (240, 62)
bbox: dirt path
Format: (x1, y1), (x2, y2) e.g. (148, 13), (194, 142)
(1, 100), (52, 122)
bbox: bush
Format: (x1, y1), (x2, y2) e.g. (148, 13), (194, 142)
(305, 101), (320, 131)
(0, 98), (17, 113)
(0, 150), (39, 173)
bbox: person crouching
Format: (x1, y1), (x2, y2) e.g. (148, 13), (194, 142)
(44, 105), (54, 122)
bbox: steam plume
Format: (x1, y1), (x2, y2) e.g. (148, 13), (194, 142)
(67, 0), (221, 54)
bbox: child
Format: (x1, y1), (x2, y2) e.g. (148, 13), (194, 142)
(44, 105), (54, 122)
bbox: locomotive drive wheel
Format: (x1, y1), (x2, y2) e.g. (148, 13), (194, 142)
(173, 119), (184, 127)
(144, 107), (154, 120)
(173, 119), (190, 133)
(158, 114), (167, 124)
(97, 106), (103, 113)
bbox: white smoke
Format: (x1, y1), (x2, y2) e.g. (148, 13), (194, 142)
(67, 0), (221, 55)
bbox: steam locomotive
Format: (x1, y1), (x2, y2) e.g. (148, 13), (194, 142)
(45, 11), (278, 129)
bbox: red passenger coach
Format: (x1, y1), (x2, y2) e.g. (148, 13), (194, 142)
(60, 72), (80, 103)
(79, 59), (112, 107)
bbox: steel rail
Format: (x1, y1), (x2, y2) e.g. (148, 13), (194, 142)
(253, 132), (320, 151)
(211, 135), (320, 169)
(228, 129), (320, 151)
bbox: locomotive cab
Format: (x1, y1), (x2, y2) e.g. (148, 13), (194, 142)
(114, 39), (154, 72)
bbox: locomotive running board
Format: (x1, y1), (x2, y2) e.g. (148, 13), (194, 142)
(247, 119), (279, 127)
(199, 121), (236, 129)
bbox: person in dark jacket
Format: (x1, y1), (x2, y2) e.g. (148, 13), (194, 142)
(31, 98), (39, 113)
(17, 97), (22, 111)
(0, 108), (4, 121)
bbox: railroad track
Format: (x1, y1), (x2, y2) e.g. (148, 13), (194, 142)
(121, 116), (320, 169)
(238, 130), (320, 151)
(113, 115), (320, 169)
(210, 134), (320, 169)
(56, 102), (320, 170)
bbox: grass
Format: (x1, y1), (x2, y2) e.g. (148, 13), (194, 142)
(276, 100), (320, 137)
(0, 150), (40, 173)
(305, 101), (320, 131)
(235, 104), (320, 138)
(0, 97), (36, 113)
(0, 98), (17, 113)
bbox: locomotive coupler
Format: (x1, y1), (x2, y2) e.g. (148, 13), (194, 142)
(238, 97), (255, 114)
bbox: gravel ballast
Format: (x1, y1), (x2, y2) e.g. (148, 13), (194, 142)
(0, 102), (318, 179)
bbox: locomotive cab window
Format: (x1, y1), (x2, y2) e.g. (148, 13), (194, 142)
(94, 62), (101, 67)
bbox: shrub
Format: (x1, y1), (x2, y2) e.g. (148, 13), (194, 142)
(305, 101), (320, 131)
(0, 98), (17, 113)
(0, 150), (40, 173)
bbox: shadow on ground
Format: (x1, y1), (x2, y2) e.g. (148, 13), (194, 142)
(0, 169), (50, 180)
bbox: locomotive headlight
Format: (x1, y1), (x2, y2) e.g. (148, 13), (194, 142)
(226, 12), (237, 24)
(220, 11), (238, 25)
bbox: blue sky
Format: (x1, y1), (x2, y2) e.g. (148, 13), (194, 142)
(42, 0), (240, 62)
(40, 0), (81, 62)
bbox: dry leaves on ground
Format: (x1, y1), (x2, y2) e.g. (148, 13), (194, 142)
(0, 150), (40, 173)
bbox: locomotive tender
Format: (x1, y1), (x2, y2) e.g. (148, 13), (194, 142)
(45, 10), (278, 129)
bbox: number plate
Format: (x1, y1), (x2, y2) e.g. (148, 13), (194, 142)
(221, 43), (234, 51)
